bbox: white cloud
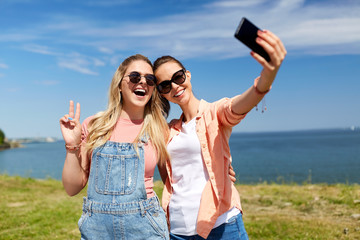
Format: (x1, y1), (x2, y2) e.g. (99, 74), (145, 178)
(110, 55), (124, 66)
(0, 63), (9, 69)
(0, 33), (38, 42)
(205, 0), (267, 8)
(98, 47), (114, 54)
(20, 42), (104, 75)
(85, 0), (141, 7)
(58, 61), (98, 75)
(2, 0), (360, 61)
(93, 58), (106, 67)
(66, 0), (359, 58)
(5, 88), (19, 93)
(23, 44), (58, 55)
(58, 53), (98, 75)
(283, 18), (360, 45)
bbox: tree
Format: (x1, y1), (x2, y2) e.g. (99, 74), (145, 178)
(0, 129), (5, 145)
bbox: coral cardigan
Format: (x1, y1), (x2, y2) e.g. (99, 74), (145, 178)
(160, 98), (247, 238)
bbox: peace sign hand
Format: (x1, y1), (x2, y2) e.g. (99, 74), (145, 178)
(59, 100), (82, 146)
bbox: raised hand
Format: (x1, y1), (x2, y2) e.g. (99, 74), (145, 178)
(59, 100), (81, 147)
(251, 30), (287, 91)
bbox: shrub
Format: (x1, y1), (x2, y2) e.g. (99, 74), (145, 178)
(0, 129), (5, 144)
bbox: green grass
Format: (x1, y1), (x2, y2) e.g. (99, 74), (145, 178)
(1, 175), (359, 239)
(0, 175), (84, 239)
(238, 184), (360, 239)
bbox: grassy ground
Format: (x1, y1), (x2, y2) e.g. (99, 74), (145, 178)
(238, 184), (360, 239)
(1, 175), (359, 239)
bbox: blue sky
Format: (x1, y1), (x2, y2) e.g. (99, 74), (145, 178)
(0, 0), (359, 139)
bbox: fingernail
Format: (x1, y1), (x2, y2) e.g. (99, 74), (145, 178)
(68, 117), (73, 120)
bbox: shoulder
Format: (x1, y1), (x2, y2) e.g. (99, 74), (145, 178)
(199, 98), (231, 113)
(81, 115), (95, 130)
(168, 118), (181, 128)
(214, 97), (231, 106)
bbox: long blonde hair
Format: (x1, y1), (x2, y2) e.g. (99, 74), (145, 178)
(85, 54), (169, 165)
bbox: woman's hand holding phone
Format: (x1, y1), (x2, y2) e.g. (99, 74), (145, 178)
(235, 18), (286, 92)
(253, 29), (287, 92)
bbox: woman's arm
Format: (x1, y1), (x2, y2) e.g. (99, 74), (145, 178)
(60, 101), (89, 196)
(231, 30), (287, 115)
(157, 161), (169, 185)
(62, 146), (89, 196)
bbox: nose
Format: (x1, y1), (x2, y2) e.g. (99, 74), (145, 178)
(138, 76), (147, 85)
(171, 81), (178, 89)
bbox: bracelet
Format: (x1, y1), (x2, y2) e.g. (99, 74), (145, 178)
(65, 143), (81, 151)
(253, 76), (270, 113)
(253, 84), (270, 95)
(253, 76), (271, 95)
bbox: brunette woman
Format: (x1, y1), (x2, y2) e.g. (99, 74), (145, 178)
(154, 30), (286, 240)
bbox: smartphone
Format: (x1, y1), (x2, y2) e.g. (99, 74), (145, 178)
(234, 17), (270, 62)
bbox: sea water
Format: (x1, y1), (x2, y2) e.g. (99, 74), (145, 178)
(0, 129), (359, 184)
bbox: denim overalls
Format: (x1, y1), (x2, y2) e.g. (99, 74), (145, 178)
(78, 137), (169, 240)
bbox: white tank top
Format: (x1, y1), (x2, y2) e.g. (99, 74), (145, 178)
(168, 117), (239, 236)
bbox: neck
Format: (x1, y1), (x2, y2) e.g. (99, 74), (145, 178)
(120, 107), (145, 120)
(180, 95), (200, 123)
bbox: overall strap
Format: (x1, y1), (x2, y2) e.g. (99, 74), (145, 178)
(139, 132), (149, 145)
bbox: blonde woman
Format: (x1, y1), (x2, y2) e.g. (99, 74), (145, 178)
(59, 54), (170, 239)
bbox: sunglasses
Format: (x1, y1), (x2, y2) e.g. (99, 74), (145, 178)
(124, 71), (156, 86)
(156, 69), (186, 94)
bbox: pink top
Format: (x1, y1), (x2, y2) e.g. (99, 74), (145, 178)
(81, 117), (156, 198)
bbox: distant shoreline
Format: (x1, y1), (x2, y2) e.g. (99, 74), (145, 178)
(0, 141), (24, 151)
(1, 137), (59, 151)
(0, 137), (58, 151)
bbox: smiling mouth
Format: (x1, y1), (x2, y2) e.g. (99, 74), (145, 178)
(134, 89), (146, 97)
(174, 89), (185, 97)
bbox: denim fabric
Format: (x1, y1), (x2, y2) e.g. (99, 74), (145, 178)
(169, 213), (248, 240)
(79, 139), (169, 240)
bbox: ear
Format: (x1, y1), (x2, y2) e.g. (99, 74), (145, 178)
(186, 70), (191, 82)
(118, 80), (122, 90)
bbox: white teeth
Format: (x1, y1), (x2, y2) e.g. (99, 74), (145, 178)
(135, 89), (145, 93)
(174, 89), (185, 97)
(134, 89), (146, 96)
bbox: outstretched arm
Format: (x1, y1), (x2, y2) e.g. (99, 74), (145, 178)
(231, 30), (287, 115)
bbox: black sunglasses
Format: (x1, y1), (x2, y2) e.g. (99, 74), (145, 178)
(156, 69), (186, 94)
(124, 71), (156, 86)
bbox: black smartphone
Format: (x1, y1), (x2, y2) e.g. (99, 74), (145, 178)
(234, 17), (270, 62)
